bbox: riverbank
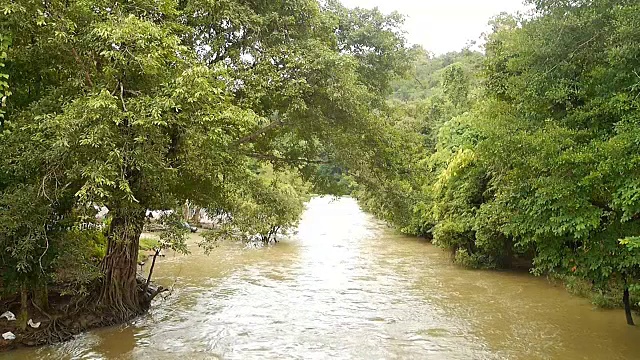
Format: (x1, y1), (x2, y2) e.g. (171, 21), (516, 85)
(0, 229), (171, 355)
(0, 277), (166, 352)
(0, 230), (239, 353)
(426, 236), (640, 312)
(0, 276), (170, 353)
(6, 197), (635, 359)
(3, 198), (640, 358)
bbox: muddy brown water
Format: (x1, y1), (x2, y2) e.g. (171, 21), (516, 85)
(3, 197), (640, 359)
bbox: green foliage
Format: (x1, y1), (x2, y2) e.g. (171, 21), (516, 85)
(203, 164), (311, 246)
(454, 249), (496, 270)
(355, 48), (488, 239)
(308, 164), (356, 196)
(51, 229), (105, 296)
(0, 33), (9, 122)
(156, 212), (189, 255)
(475, 0), (640, 301)
(138, 236), (162, 264)
(0, 0), (408, 307)
(356, 0), (640, 316)
(139, 237), (160, 252)
(390, 46), (483, 103)
(559, 274), (640, 309)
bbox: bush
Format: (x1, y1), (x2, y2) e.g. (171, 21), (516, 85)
(558, 275), (640, 310)
(590, 291), (619, 309)
(432, 220), (472, 251)
(562, 275), (593, 298)
(51, 230), (105, 296)
(454, 248), (496, 269)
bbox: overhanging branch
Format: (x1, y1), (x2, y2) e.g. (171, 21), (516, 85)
(247, 152), (330, 165)
(235, 120), (284, 145)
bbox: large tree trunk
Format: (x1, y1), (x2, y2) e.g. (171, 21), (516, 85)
(98, 205), (146, 320)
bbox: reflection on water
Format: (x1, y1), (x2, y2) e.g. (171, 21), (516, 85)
(4, 197), (640, 359)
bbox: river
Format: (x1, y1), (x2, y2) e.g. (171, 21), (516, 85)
(3, 196), (640, 359)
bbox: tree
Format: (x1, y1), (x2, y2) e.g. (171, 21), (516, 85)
(205, 164), (311, 245)
(476, 0), (640, 324)
(356, 0), (640, 325)
(1, 0), (409, 325)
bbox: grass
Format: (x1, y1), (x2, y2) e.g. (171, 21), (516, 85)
(139, 237), (160, 251)
(138, 237), (160, 264)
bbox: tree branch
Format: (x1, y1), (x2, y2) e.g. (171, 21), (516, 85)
(235, 120), (284, 145)
(144, 248), (160, 294)
(71, 47), (94, 88)
(246, 152), (330, 164)
(119, 82), (127, 112)
(412, 73), (426, 90)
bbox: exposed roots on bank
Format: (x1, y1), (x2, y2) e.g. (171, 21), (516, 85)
(0, 278), (166, 351)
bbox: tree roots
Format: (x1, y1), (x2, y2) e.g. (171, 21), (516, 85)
(1, 278), (165, 351)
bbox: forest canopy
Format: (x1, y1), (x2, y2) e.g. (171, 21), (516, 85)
(0, 0), (408, 334)
(356, 0), (640, 325)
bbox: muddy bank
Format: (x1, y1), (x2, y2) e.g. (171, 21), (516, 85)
(0, 278), (164, 352)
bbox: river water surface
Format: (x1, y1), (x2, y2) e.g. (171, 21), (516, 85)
(4, 197), (640, 359)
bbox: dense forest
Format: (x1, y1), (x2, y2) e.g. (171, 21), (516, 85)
(1, 0), (639, 350)
(356, 0), (640, 325)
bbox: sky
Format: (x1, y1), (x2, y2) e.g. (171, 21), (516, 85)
(339, 0), (528, 54)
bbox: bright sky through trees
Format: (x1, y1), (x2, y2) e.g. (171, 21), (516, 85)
(339, 0), (528, 54)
